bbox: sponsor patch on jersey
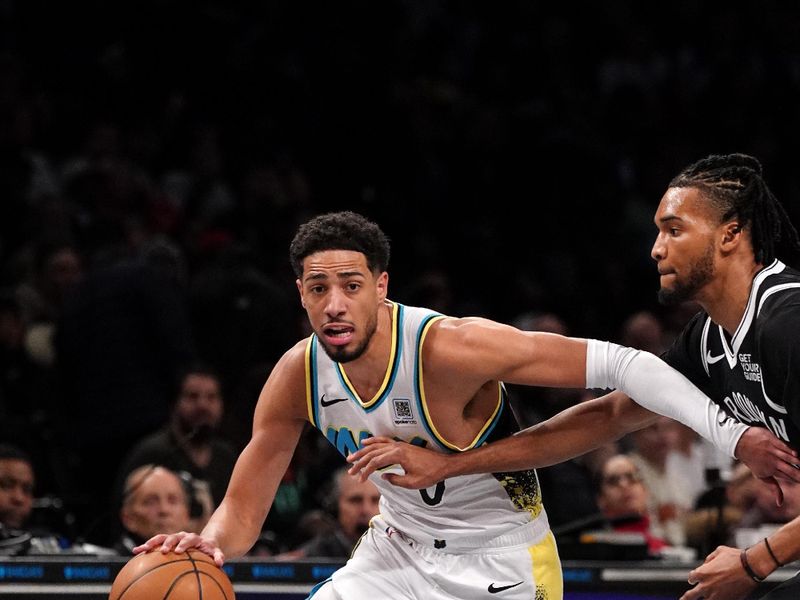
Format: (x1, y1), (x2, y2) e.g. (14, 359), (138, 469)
(392, 398), (417, 425)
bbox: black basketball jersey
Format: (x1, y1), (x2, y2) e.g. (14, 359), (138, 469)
(662, 260), (800, 449)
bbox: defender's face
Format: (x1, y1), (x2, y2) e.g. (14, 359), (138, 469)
(651, 187), (718, 305)
(297, 250), (388, 363)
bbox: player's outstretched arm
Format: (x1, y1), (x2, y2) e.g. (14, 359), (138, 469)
(348, 392), (656, 486)
(349, 392), (799, 496)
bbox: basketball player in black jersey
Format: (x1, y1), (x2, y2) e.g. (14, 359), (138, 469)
(349, 153), (800, 600)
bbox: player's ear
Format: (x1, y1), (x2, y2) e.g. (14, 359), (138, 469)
(296, 279), (306, 307)
(376, 271), (388, 301)
(721, 222), (743, 248)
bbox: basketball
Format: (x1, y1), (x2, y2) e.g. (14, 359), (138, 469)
(109, 550), (235, 600)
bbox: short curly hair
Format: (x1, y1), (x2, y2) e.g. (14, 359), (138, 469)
(289, 211), (391, 277)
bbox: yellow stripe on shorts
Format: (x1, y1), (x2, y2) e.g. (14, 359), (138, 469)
(529, 531), (563, 600)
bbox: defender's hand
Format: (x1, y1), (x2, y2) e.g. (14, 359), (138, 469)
(735, 427), (800, 505)
(347, 437), (450, 489)
(133, 532), (225, 567)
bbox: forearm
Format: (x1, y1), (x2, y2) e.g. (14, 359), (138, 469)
(442, 393), (655, 476)
(201, 497), (267, 559)
(201, 424), (299, 558)
(745, 517), (800, 579)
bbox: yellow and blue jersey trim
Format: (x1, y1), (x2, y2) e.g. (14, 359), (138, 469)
(335, 302), (403, 411)
(414, 313), (505, 452)
(305, 302), (405, 427)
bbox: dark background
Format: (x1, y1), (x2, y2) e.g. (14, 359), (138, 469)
(4, 1), (800, 333)
(2, 0), (800, 544)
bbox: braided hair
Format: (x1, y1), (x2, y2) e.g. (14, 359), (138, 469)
(669, 153), (800, 266)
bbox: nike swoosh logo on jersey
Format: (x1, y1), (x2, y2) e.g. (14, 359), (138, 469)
(488, 581), (523, 593)
(706, 350), (725, 364)
(320, 394), (349, 407)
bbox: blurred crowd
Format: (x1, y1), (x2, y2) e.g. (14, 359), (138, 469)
(2, 0), (800, 559)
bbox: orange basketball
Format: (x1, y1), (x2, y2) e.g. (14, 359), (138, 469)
(109, 550), (235, 600)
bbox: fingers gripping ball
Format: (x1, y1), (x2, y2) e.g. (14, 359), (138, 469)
(109, 550), (235, 600)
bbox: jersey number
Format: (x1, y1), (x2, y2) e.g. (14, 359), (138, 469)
(419, 481), (446, 506)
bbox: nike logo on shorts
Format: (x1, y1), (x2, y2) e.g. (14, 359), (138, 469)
(320, 394), (349, 407)
(488, 581), (523, 593)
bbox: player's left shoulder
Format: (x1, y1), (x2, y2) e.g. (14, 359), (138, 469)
(423, 316), (510, 374)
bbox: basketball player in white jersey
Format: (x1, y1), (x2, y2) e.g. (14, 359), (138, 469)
(136, 210), (797, 600)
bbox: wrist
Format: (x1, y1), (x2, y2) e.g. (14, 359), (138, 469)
(740, 546), (768, 583)
(446, 450), (475, 479)
(750, 541), (780, 577)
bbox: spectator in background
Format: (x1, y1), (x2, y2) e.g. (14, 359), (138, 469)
(116, 365), (236, 518)
(277, 467), (381, 560)
(188, 243), (296, 446)
(684, 462), (759, 555)
(115, 465), (194, 555)
(52, 237), (197, 543)
(595, 453), (669, 556)
(618, 309), (666, 356)
(0, 443), (35, 531)
(666, 421), (709, 511)
(626, 416), (690, 547)
(0, 293), (56, 493)
(14, 240), (83, 367)
(0, 443), (86, 555)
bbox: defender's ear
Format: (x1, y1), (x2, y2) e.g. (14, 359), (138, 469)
(720, 222), (745, 256)
(723, 222), (742, 242)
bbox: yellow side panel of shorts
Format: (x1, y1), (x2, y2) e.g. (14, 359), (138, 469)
(529, 531), (563, 600)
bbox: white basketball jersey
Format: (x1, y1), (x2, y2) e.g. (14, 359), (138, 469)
(304, 301), (548, 549)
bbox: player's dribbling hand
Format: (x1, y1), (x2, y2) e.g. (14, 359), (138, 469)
(347, 437), (449, 489)
(133, 532), (225, 567)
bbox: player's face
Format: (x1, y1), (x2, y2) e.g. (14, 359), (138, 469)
(651, 187), (718, 306)
(297, 250), (388, 363)
(0, 459), (34, 528)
